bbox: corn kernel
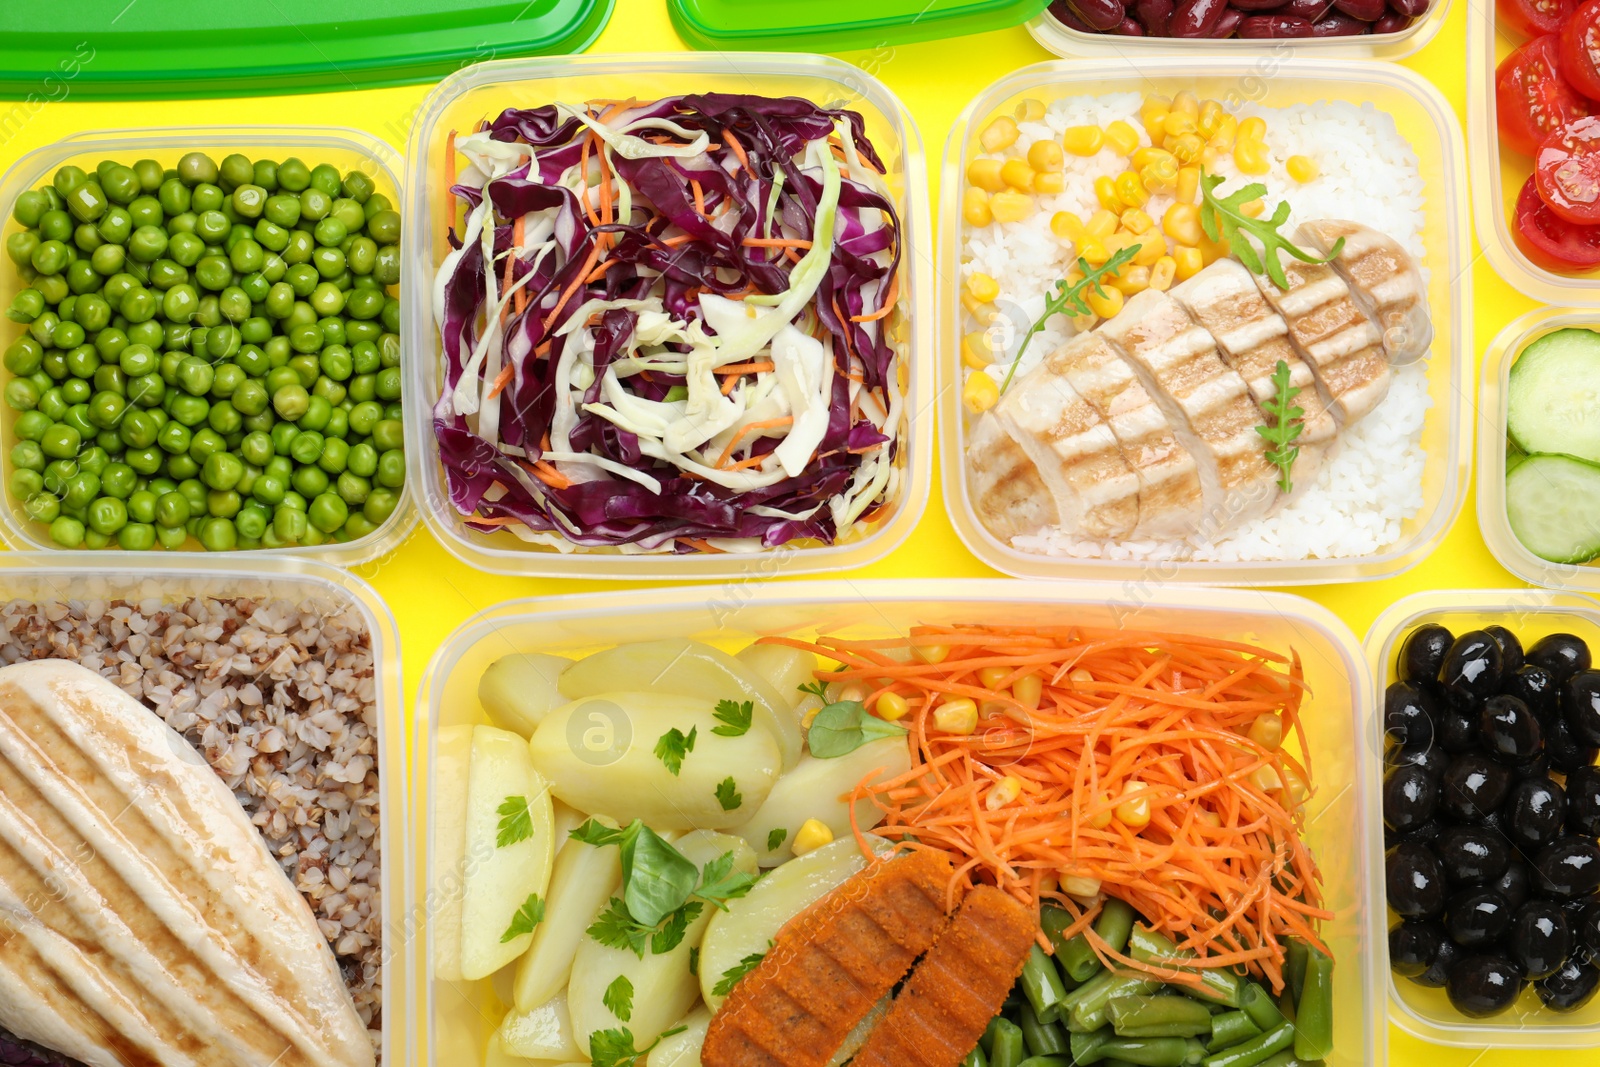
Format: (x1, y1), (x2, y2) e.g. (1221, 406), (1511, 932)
(1162, 202), (1203, 247)
(1168, 132), (1205, 164)
(960, 290), (995, 320)
(797, 694), (823, 728)
(1233, 138), (1269, 176)
(1032, 171), (1065, 195)
(1141, 108), (1169, 145)
(1014, 674), (1043, 710)
(1198, 232), (1230, 265)
(934, 697), (979, 735)
(1120, 208), (1154, 234)
(1104, 120), (1141, 157)
(913, 643), (950, 664)
(1237, 115), (1267, 143)
(1174, 245), (1204, 280)
(1240, 198), (1265, 218)
(792, 818), (834, 856)
(962, 331), (995, 370)
(967, 158), (1005, 193)
(979, 666), (1012, 690)
(1163, 112), (1197, 140)
(1286, 154), (1319, 183)
(1050, 210), (1087, 241)
(962, 187), (993, 227)
(836, 682), (868, 705)
(1069, 668), (1095, 688)
(1071, 312), (1095, 331)
(1015, 97), (1047, 122)
(1130, 233), (1165, 267)
(1063, 125), (1105, 157)
(989, 190), (1034, 223)
(1253, 764), (1283, 794)
(1116, 784), (1151, 829)
(1150, 255), (1177, 292)
(1283, 765), (1310, 807)
(1139, 94), (1171, 122)
(980, 115), (1020, 153)
(1087, 794), (1113, 830)
(1139, 161), (1176, 193)
(1197, 99), (1225, 138)
(1112, 264), (1151, 295)
(1000, 159), (1036, 191)
(1171, 90), (1201, 119)
(1113, 170), (1148, 208)
(1086, 209), (1119, 238)
(986, 776), (1024, 811)
(1176, 165), (1200, 205)
(1027, 140), (1065, 174)
(1038, 873), (1060, 895)
(980, 699), (1010, 719)
(1248, 713), (1284, 750)
(1197, 809), (1222, 829)
(963, 371), (1000, 413)
(1093, 175), (1121, 212)
(1078, 240), (1109, 266)
(1063, 874), (1102, 899)
(1085, 284), (1123, 320)
(1101, 231), (1132, 257)
(876, 691), (910, 721)
(1212, 113), (1238, 148)
(1131, 146), (1176, 172)
(967, 271), (1000, 303)
(1200, 146), (1224, 170)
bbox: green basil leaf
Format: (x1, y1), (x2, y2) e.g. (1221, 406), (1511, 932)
(621, 824), (699, 928)
(806, 699), (907, 759)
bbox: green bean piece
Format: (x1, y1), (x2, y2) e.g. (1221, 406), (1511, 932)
(1205, 1011), (1261, 1052)
(1239, 984), (1285, 1033)
(962, 1045), (988, 1067)
(1092, 1036), (1195, 1067)
(1284, 942), (1309, 1005)
(1291, 947), (1332, 1062)
(1255, 1053), (1322, 1067)
(1014, 1058), (1071, 1067)
(1041, 905), (1103, 985)
(1129, 927), (1245, 1008)
(1096, 898), (1138, 956)
(1108, 995), (1214, 1038)
(1019, 1001), (1067, 1058)
(989, 1017), (1026, 1067)
(1069, 1027), (1115, 1066)
(1022, 943), (1070, 1023)
(1068, 973), (1163, 1033)
(1201, 1022), (1294, 1067)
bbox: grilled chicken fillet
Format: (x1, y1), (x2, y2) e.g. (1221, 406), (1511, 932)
(1298, 220), (1431, 365)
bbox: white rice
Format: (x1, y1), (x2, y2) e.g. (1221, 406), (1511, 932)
(963, 93), (1433, 562)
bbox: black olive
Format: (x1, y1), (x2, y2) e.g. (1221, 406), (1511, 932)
(1569, 766), (1600, 837)
(1398, 744), (1451, 779)
(1442, 631), (1504, 704)
(1505, 776), (1567, 853)
(1387, 841), (1448, 919)
(1485, 625), (1526, 675)
(1384, 680), (1437, 756)
(1577, 902), (1600, 960)
(1410, 933), (1462, 988)
(1384, 764), (1440, 834)
(1388, 819), (1448, 850)
(1390, 919), (1447, 977)
(1434, 824), (1512, 885)
(1441, 754), (1514, 823)
(1535, 837), (1600, 898)
(1401, 623), (1454, 683)
(1544, 711), (1600, 775)
(1447, 887), (1514, 947)
(1508, 752), (1553, 780)
(1481, 694), (1543, 763)
(1437, 707), (1480, 754)
(1530, 632), (1593, 683)
(1508, 900), (1571, 979)
(1490, 862), (1532, 910)
(1537, 955), (1600, 1012)
(1446, 952), (1526, 1017)
(1564, 670), (1600, 747)
(1505, 665), (1561, 727)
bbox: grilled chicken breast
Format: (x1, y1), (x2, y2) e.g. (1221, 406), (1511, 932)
(0, 660), (374, 1067)
(966, 413), (1058, 542)
(1299, 220), (1431, 365)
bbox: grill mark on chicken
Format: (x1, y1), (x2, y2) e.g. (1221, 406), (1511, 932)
(966, 415), (1060, 542)
(1299, 220), (1431, 365)
(1251, 258), (1391, 426)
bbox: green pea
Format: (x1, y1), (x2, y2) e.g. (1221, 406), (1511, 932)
(39, 208), (72, 242)
(299, 392), (331, 431)
(128, 372), (165, 408)
(374, 447), (405, 489)
(160, 284), (199, 323)
(72, 221), (105, 254)
(155, 523), (188, 548)
(168, 393), (209, 427)
(311, 245), (345, 279)
(6, 231), (39, 270)
(65, 260), (102, 296)
(322, 404), (348, 438)
(380, 299), (400, 334)
(199, 450), (242, 491)
(229, 238), (264, 274)
(126, 446), (164, 475)
(291, 464), (329, 497)
(363, 487), (399, 525)
(272, 383), (309, 420)
(62, 471), (100, 509)
(49, 514), (85, 548)
(87, 390), (124, 429)
(127, 225), (168, 264)
(241, 409), (275, 433)
(217, 286), (251, 323)
(59, 379), (91, 407)
(335, 470), (370, 505)
(36, 389), (66, 421)
(231, 184), (267, 219)
(96, 462), (135, 499)
(282, 229), (314, 265)
(284, 263), (318, 298)
(9, 437), (44, 472)
(303, 490), (345, 533)
(228, 377), (267, 417)
(40, 422), (80, 459)
(277, 157), (310, 192)
(198, 516), (235, 551)
(310, 281), (346, 316)
(4, 378), (39, 411)
(315, 439), (350, 475)
(289, 429), (325, 465)
(146, 258), (185, 290)
(126, 488), (156, 522)
(156, 177), (192, 216)
(132, 159), (164, 193)
(206, 323), (240, 360)
(31, 238), (69, 275)
(86, 496), (127, 534)
(117, 522), (155, 550)
(252, 159), (279, 192)
(65, 181), (109, 223)
(24, 491), (60, 523)
(340, 170), (376, 204)
(205, 399), (240, 435)
(187, 427), (226, 462)
(154, 490), (190, 527)
(14, 409), (50, 442)
(127, 195), (164, 230)
(174, 355), (214, 397)
(263, 193), (301, 228)
(313, 216), (348, 247)
(12, 189), (48, 226)
(219, 154), (253, 190)
(274, 504), (306, 541)
(55, 323), (86, 352)
(368, 208), (403, 245)
(299, 186), (332, 222)
(206, 489), (240, 518)
(76, 446), (108, 476)
(286, 321), (323, 354)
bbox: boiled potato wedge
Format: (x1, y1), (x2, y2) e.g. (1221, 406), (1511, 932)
(498, 990), (582, 1061)
(559, 639), (801, 770)
(480, 653), (573, 738)
(646, 1005), (711, 1067)
(514, 818), (624, 1011)
(734, 643), (817, 712)
(529, 692), (779, 830)
(737, 737), (910, 866)
(432, 725), (474, 983)
(461, 725), (556, 980)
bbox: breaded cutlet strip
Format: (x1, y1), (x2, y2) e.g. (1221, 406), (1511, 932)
(848, 886), (1035, 1067)
(700, 849), (955, 1067)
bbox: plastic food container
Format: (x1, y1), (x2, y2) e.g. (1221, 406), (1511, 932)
(0, 552), (411, 1066)
(667, 0), (1049, 51)
(1467, 7), (1600, 305)
(401, 53), (932, 580)
(0, 127), (419, 565)
(1024, 0), (1451, 59)
(939, 58), (1471, 586)
(414, 578), (1382, 1067)
(1366, 588), (1600, 1049)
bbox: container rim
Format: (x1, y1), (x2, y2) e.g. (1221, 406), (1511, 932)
(400, 51), (933, 580)
(0, 124), (420, 567)
(937, 57), (1472, 586)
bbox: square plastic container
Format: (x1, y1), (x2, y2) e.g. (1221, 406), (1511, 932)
(413, 578), (1383, 1067)
(1467, 9), (1600, 305)
(0, 127), (418, 565)
(1025, 0), (1450, 59)
(1365, 588), (1600, 1049)
(1477, 307), (1600, 590)
(0, 552), (412, 1066)
(401, 53), (932, 580)
(939, 58), (1471, 586)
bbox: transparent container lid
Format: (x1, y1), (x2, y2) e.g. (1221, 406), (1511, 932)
(667, 0), (1048, 51)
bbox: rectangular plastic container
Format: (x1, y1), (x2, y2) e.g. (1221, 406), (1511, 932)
(1026, 0), (1450, 59)
(1366, 588), (1600, 1049)
(1477, 308), (1600, 590)
(401, 53), (933, 580)
(0, 553), (412, 1066)
(939, 58), (1471, 586)
(0, 127), (418, 565)
(1467, 9), (1600, 305)
(413, 578), (1383, 1067)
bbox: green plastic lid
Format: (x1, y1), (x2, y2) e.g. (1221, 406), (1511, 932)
(668, 0), (1048, 51)
(0, 0), (614, 100)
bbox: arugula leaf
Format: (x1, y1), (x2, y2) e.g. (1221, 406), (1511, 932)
(622, 825), (700, 928)
(767, 827), (788, 852)
(602, 975), (634, 1022)
(797, 679), (830, 701)
(1255, 359), (1304, 492)
(500, 893), (545, 943)
(587, 898), (653, 958)
(712, 699), (753, 737)
(999, 244), (1140, 395)
(570, 818), (632, 847)
(715, 776), (742, 811)
(587, 1025), (687, 1067)
(695, 851), (759, 910)
(1198, 169), (1343, 291)
(653, 725), (697, 776)
(496, 795), (535, 849)
(807, 700), (908, 758)
(650, 902), (702, 954)
(713, 943), (773, 998)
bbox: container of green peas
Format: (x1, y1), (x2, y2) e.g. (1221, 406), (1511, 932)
(0, 128), (415, 558)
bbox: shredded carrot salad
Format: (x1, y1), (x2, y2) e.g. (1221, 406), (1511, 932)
(761, 623), (1331, 992)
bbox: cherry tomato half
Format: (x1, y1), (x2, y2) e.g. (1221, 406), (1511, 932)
(1514, 172), (1600, 270)
(1561, 0), (1600, 99)
(1500, 0), (1575, 38)
(1538, 116), (1600, 222)
(1497, 34), (1592, 155)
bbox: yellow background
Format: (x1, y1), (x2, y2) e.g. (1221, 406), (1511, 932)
(3, 0), (1560, 1061)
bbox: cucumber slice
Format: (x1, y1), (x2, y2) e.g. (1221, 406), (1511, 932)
(1507, 328), (1600, 462)
(1506, 453), (1600, 564)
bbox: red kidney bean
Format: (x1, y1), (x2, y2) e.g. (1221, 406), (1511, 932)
(1210, 6), (1247, 34)
(1134, 0), (1176, 33)
(1110, 14), (1148, 31)
(1373, 10), (1414, 30)
(1388, 0), (1430, 17)
(1048, 0), (1103, 30)
(1231, 0), (1288, 12)
(1068, 0), (1129, 30)
(1277, 0), (1338, 19)
(1332, 0), (1385, 19)
(1171, 0), (1227, 35)
(1239, 12), (1317, 33)
(1312, 10), (1372, 31)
